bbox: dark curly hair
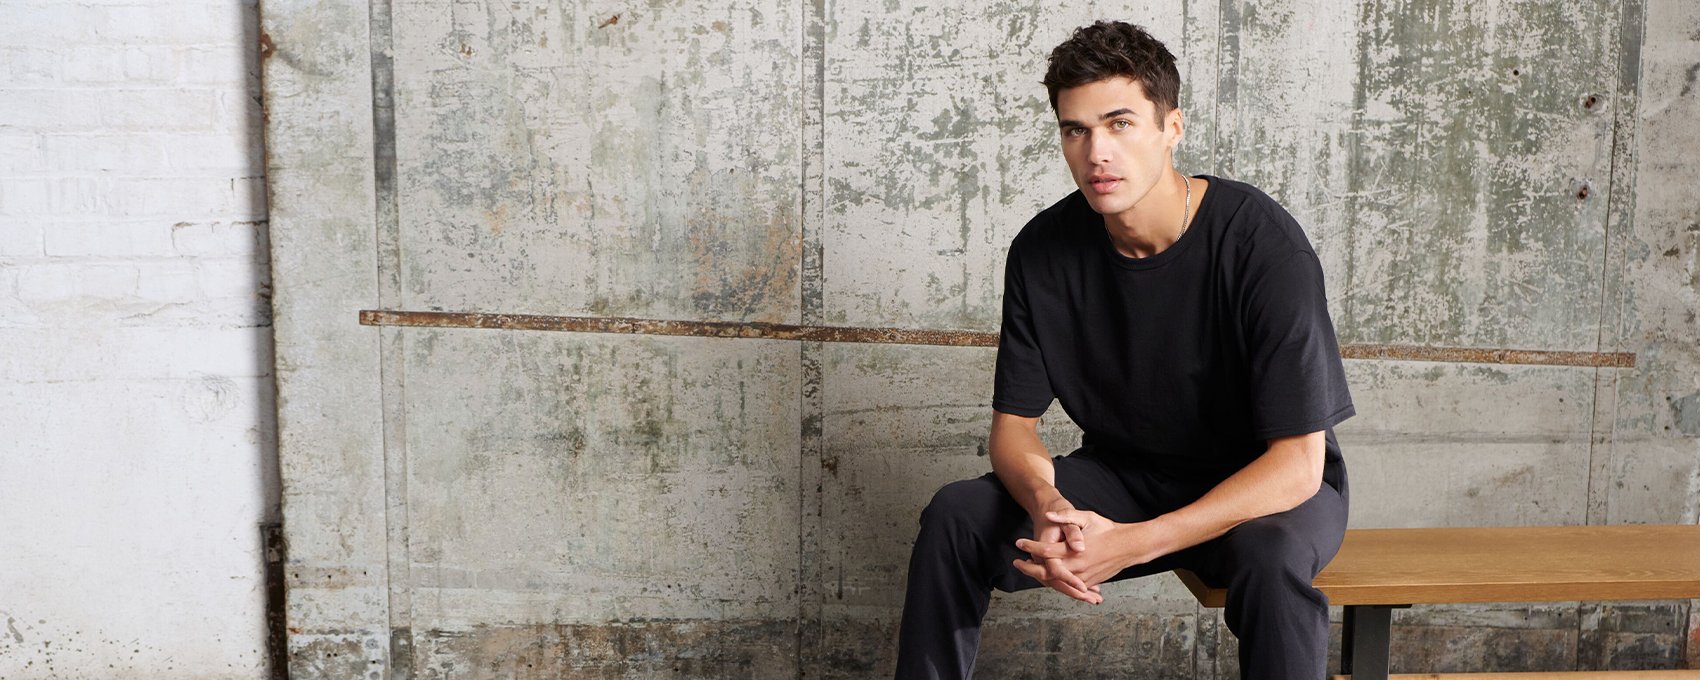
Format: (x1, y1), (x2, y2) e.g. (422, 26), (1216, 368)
(1043, 21), (1181, 126)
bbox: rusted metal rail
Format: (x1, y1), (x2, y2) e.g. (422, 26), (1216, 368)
(358, 310), (1635, 368)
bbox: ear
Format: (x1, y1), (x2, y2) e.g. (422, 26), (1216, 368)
(1165, 107), (1186, 149)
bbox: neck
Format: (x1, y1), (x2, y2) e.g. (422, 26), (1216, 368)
(1104, 169), (1189, 259)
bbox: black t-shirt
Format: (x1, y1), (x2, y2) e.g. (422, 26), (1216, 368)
(992, 176), (1354, 487)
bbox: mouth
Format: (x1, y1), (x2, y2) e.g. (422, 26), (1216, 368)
(1087, 175), (1121, 195)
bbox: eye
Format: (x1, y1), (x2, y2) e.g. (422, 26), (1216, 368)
(1064, 127), (1086, 138)
(1111, 119), (1131, 130)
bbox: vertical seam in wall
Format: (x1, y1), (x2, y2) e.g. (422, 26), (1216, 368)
(1583, 0), (1645, 530)
(1211, 0), (1232, 177)
(801, 4), (827, 331)
(797, 0), (829, 675)
(254, 2), (290, 676)
(1341, 2), (1378, 342)
(369, 0), (413, 676)
(1579, 0), (1643, 660)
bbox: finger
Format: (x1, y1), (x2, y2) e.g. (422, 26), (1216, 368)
(1014, 559), (1099, 604)
(1039, 554), (1067, 578)
(1014, 538), (1070, 560)
(1063, 522), (1087, 552)
(1051, 579), (1099, 604)
(1044, 509), (1088, 527)
(1044, 571), (1099, 604)
(1011, 558), (1046, 581)
(1044, 559), (1099, 602)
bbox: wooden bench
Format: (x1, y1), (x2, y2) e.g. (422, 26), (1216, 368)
(1175, 526), (1700, 679)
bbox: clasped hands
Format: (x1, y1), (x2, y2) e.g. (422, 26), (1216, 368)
(1013, 499), (1166, 605)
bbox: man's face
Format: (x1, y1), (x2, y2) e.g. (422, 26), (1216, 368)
(1054, 77), (1183, 219)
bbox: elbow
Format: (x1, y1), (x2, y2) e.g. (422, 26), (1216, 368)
(1271, 434), (1326, 510)
(1274, 473), (1322, 514)
(1288, 462), (1323, 509)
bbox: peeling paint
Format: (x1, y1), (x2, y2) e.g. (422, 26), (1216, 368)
(393, 0), (804, 325)
(1670, 392), (1700, 436)
(291, 632), (384, 680)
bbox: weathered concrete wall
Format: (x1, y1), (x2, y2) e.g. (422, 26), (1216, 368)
(261, 0), (391, 676)
(0, 0), (278, 677)
(262, 0), (1700, 677)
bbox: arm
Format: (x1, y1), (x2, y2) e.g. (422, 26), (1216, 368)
(1135, 430), (1325, 555)
(1015, 430), (1326, 587)
(987, 411), (1061, 516)
(988, 410), (1101, 603)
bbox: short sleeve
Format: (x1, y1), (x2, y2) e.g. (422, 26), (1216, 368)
(992, 248), (1054, 417)
(1243, 250), (1355, 439)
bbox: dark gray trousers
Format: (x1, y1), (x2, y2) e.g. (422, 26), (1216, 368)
(894, 450), (1348, 679)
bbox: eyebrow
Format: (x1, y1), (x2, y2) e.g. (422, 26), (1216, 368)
(1056, 108), (1141, 129)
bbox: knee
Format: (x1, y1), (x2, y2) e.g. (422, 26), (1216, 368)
(1217, 521), (1318, 587)
(918, 477), (1002, 532)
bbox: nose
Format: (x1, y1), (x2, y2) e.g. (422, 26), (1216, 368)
(1088, 129), (1114, 165)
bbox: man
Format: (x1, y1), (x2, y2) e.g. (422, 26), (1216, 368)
(894, 21), (1355, 680)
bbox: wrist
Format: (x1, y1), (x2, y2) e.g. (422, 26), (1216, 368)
(1139, 514), (1186, 558)
(1026, 487), (1066, 516)
(1102, 522), (1146, 571)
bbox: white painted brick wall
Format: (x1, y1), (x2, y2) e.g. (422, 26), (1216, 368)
(0, 1), (273, 677)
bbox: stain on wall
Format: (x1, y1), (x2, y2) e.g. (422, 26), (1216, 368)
(393, 0), (803, 323)
(401, 331), (800, 628)
(262, 0), (1700, 676)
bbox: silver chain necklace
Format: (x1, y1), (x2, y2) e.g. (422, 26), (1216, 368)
(1179, 173), (1193, 238)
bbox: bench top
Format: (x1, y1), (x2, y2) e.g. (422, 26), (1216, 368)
(1177, 525), (1700, 608)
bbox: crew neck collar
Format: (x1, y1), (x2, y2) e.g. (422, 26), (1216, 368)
(1097, 175), (1216, 271)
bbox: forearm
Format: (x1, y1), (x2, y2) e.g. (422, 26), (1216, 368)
(1139, 432), (1325, 557)
(986, 413), (1061, 515)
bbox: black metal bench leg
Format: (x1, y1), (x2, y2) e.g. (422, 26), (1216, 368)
(1341, 604), (1394, 680)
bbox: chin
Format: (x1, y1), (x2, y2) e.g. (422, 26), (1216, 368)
(1081, 191), (1131, 216)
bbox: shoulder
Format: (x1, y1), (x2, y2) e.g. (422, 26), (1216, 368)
(1010, 190), (1089, 255)
(1203, 176), (1317, 259)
